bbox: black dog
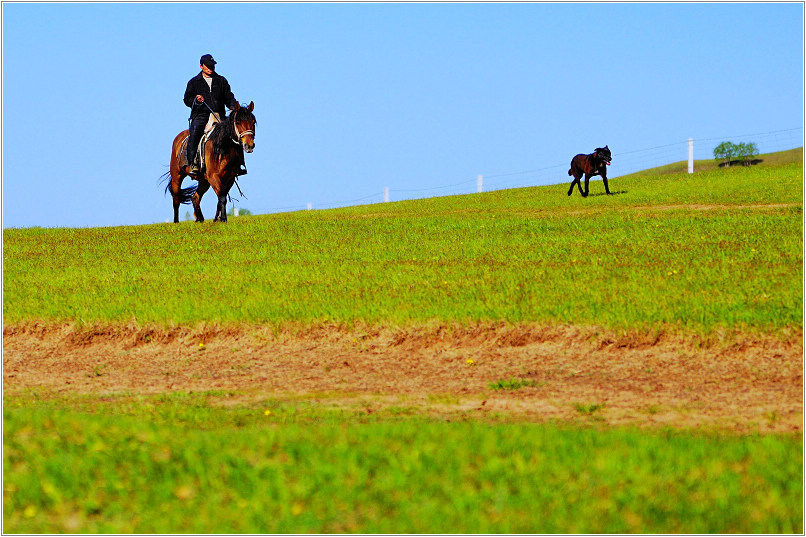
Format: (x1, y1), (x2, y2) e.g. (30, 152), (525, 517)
(567, 146), (612, 197)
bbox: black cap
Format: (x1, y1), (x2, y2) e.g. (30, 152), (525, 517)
(200, 54), (217, 69)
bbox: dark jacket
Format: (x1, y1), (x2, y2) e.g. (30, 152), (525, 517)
(183, 72), (237, 119)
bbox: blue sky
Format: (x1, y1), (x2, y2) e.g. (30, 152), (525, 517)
(2, 2), (803, 228)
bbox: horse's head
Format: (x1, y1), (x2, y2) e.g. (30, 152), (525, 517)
(230, 101), (256, 153)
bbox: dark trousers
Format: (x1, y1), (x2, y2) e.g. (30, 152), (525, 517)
(187, 114), (210, 167)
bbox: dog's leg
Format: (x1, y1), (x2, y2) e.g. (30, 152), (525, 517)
(582, 174), (591, 197)
(568, 176), (578, 196)
(569, 174), (585, 196)
(602, 173), (612, 195)
(567, 167), (579, 196)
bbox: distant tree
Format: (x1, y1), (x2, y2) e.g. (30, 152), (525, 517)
(735, 142), (759, 166)
(747, 142), (759, 164)
(713, 141), (737, 167)
(714, 141), (759, 167)
(184, 211), (193, 221)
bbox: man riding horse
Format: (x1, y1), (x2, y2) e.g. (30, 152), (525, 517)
(183, 54), (246, 177)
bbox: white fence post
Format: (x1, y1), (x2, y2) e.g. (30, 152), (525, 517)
(234, 207), (239, 217)
(307, 203), (312, 211)
(383, 187), (389, 203)
(688, 138), (694, 174)
(477, 174), (483, 193)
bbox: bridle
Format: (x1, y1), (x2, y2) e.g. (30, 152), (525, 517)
(232, 118), (254, 145)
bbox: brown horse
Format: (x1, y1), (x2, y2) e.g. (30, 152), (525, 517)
(166, 101), (256, 223)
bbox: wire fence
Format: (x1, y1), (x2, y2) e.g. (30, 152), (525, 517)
(265, 127), (803, 213)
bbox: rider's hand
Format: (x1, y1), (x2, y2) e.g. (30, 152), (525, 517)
(196, 95), (204, 103)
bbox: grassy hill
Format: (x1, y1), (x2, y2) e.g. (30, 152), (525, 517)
(617, 146), (802, 178)
(3, 157), (802, 333)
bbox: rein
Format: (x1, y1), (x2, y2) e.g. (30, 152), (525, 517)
(201, 100), (223, 124)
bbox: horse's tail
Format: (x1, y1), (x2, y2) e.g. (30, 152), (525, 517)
(173, 183), (198, 205)
(180, 184), (197, 204)
(162, 171), (197, 205)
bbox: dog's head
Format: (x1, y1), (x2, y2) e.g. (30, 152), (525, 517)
(595, 146), (612, 166)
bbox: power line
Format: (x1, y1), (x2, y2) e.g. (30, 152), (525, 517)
(264, 127), (803, 213)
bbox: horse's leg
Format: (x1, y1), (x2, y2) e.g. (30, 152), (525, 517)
(169, 136), (187, 223)
(203, 176), (224, 222)
(213, 179), (230, 222)
(208, 176), (229, 222)
(193, 181), (211, 222)
(205, 162), (233, 223)
(171, 175), (182, 223)
(216, 174), (237, 222)
(214, 192), (228, 222)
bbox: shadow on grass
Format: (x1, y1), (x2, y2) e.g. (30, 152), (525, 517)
(718, 159), (764, 168)
(587, 190), (628, 198)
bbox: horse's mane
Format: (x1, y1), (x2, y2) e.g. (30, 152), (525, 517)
(210, 107), (257, 158)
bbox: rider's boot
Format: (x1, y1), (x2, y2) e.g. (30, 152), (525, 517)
(237, 147), (247, 176)
(182, 164), (200, 177)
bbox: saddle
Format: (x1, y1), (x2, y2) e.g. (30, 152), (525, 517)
(178, 115), (220, 172)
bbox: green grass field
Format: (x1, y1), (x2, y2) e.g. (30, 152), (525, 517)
(3, 156), (803, 533)
(4, 395), (802, 533)
(3, 161), (802, 331)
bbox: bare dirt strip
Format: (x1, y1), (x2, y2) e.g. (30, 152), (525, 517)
(3, 322), (802, 433)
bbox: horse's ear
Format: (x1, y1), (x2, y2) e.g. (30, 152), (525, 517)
(232, 102), (240, 112)
(247, 101), (254, 112)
